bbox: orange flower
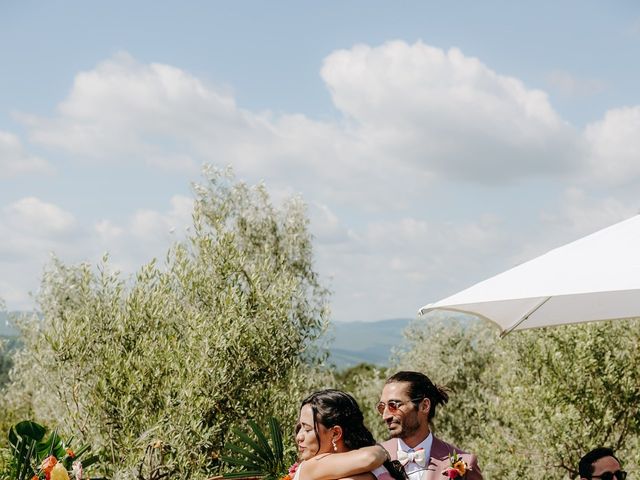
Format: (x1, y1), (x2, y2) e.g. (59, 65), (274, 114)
(66, 448), (75, 458)
(453, 460), (467, 476)
(31, 475), (39, 480)
(280, 474), (291, 480)
(40, 456), (58, 474)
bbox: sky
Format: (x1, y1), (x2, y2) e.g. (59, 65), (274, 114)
(1, 1), (640, 322)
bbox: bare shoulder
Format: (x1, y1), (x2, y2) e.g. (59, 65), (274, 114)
(339, 473), (376, 480)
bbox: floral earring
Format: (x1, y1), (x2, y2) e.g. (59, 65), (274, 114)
(332, 438), (337, 452)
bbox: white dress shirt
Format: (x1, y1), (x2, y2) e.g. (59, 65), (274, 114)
(397, 433), (433, 480)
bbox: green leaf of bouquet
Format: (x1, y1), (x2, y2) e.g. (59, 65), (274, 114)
(222, 469), (263, 478)
(19, 439), (37, 480)
(268, 418), (283, 464)
(73, 443), (91, 459)
(36, 430), (63, 460)
(226, 442), (261, 461)
(232, 427), (270, 462)
(14, 421), (47, 441)
(8, 426), (19, 448)
(249, 420), (275, 462)
(80, 453), (100, 468)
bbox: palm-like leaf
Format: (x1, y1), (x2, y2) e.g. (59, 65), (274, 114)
(222, 417), (293, 480)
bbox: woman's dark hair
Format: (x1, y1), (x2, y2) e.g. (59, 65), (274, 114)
(386, 371), (449, 420)
(300, 389), (406, 480)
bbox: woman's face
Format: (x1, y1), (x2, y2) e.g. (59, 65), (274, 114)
(295, 404), (333, 460)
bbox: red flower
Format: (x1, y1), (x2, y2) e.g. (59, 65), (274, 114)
(444, 467), (460, 479)
(40, 455), (58, 474)
(288, 463), (300, 475)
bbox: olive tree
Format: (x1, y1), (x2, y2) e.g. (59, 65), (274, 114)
(383, 315), (640, 479)
(3, 167), (329, 479)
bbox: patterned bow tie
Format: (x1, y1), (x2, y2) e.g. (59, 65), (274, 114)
(397, 448), (427, 467)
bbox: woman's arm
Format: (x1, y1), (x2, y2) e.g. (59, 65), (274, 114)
(299, 445), (388, 480)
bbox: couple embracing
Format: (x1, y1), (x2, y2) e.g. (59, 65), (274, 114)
(294, 371), (482, 480)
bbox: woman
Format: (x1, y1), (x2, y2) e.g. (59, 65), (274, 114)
(294, 389), (405, 480)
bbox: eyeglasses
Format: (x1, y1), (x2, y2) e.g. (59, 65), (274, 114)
(375, 398), (424, 415)
(591, 471), (627, 480)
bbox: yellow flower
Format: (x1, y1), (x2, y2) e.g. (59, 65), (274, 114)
(453, 460), (467, 476)
(50, 463), (70, 480)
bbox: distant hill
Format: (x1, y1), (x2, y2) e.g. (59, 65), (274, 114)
(0, 311), (18, 336)
(325, 318), (412, 369)
(0, 311), (414, 369)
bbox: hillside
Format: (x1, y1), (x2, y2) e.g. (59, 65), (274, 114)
(1, 311), (414, 369)
(0, 311), (18, 336)
(325, 318), (412, 369)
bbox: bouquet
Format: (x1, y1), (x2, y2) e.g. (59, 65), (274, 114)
(7, 421), (98, 480)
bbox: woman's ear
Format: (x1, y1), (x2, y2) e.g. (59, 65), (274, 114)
(332, 425), (343, 442)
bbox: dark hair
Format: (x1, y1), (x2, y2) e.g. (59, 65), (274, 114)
(386, 371), (449, 420)
(300, 389), (406, 480)
(579, 447), (621, 479)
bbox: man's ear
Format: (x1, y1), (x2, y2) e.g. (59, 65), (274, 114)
(419, 398), (431, 416)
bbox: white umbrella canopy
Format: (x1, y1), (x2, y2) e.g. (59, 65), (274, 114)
(419, 214), (640, 336)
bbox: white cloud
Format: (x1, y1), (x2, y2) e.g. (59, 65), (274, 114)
(3, 197), (75, 237)
(8, 44), (640, 321)
(21, 44), (584, 201)
(583, 106), (640, 185)
(0, 195), (193, 310)
(321, 41), (579, 183)
(316, 213), (511, 321)
(0, 131), (52, 178)
(130, 195), (193, 239)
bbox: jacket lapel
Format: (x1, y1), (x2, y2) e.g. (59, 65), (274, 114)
(424, 437), (448, 480)
(381, 438), (399, 461)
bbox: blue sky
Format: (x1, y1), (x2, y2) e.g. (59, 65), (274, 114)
(2, 1), (640, 321)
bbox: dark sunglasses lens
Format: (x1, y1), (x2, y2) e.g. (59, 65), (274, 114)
(599, 472), (627, 480)
(376, 402), (385, 414)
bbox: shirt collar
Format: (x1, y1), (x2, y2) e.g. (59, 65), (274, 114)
(397, 432), (433, 455)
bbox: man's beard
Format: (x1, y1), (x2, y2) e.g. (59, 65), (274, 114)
(389, 416), (420, 438)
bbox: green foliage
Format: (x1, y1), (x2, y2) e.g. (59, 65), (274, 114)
(221, 417), (295, 480)
(385, 315), (640, 480)
(0, 336), (19, 392)
(2, 167), (329, 479)
(334, 363), (389, 441)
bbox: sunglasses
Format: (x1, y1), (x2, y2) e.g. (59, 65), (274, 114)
(592, 471), (627, 480)
(375, 398), (424, 415)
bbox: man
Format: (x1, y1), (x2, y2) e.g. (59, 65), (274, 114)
(579, 448), (627, 480)
(376, 371), (482, 480)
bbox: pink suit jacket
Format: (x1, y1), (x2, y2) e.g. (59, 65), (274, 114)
(380, 436), (483, 480)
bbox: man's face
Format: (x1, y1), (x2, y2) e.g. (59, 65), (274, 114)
(378, 381), (425, 439)
(588, 456), (623, 480)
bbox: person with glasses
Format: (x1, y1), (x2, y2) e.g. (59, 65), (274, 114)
(376, 371), (482, 480)
(294, 389), (407, 480)
(579, 447), (627, 480)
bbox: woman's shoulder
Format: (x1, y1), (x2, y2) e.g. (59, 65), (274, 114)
(339, 472), (376, 480)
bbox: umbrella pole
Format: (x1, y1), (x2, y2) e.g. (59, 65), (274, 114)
(500, 296), (552, 337)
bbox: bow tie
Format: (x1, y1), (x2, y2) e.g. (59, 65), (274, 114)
(397, 448), (427, 467)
